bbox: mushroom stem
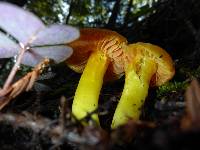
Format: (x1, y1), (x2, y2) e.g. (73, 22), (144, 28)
(111, 57), (157, 128)
(72, 51), (109, 125)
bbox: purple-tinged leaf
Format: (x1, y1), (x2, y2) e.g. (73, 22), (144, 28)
(0, 2), (79, 67)
(0, 2), (45, 44)
(0, 32), (19, 58)
(22, 46), (73, 67)
(21, 50), (44, 67)
(33, 45), (73, 64)
(30, 24), (80, 47)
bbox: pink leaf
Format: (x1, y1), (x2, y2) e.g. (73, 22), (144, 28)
(22, 46), (73, 67)
(30, 24), (80, 46)
(0, 31), (19, 58)
(0, 2), (45, 44)
(0, 2), (79, 67)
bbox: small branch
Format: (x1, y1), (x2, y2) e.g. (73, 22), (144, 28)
(3, 44), (26, 90)
(59, 96), (67, 131)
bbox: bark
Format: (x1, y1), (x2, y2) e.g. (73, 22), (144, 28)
(106, 0), (121, 29)
(123, 0), (133, 28)
(66, 0), (74, 24)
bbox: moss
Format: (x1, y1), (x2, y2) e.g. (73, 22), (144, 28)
(156, 81), (188, 98)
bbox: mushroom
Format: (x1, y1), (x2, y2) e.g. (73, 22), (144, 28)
(66, 28), (127, 124)
(111, 42), (175, 128)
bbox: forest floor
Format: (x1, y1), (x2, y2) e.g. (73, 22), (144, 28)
(0, 60), (200, 150)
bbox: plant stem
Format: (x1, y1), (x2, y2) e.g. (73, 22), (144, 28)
(3, 46), (25, 90)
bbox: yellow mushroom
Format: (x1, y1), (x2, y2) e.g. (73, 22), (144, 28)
(66, 28), (127, 124)
(111, 42), (175, 129)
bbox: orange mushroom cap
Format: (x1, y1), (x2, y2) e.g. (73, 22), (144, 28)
(66, 28), (127, 81)
(125, 42), (175, 86)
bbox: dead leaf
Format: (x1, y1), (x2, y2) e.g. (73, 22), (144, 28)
(0, 58), (50, 110)
(181, 78), (200, 129)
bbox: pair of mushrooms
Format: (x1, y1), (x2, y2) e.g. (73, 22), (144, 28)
(66, 28), (175, 129)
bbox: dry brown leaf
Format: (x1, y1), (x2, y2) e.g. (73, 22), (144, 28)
(0, 58), (50, 110)
(181, 78), (200, 129)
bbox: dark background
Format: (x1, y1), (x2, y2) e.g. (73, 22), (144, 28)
(3, 0), (200, 66)
(0, 0), (200, 150)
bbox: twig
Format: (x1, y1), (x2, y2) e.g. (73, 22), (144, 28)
(59, 96), (67, 131)
(3, 43), (26, 90)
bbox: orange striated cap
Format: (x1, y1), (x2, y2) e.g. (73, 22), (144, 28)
(125, 42), (175, 86)
(66, 28), (127, 81)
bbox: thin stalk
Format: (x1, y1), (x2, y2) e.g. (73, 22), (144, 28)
(3, 44), (26, 90)
(72, 51), (109, 125)
(111, 58), (157, 128)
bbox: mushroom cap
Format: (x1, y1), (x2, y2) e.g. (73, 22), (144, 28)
(125, 42), (175, 86)
(66, 28), (127, 81)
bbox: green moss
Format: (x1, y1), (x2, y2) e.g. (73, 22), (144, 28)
(156, 81), (188, 98)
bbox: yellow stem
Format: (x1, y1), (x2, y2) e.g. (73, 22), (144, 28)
(72, 51), (109, 125)
(111, 57), (157, 129)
